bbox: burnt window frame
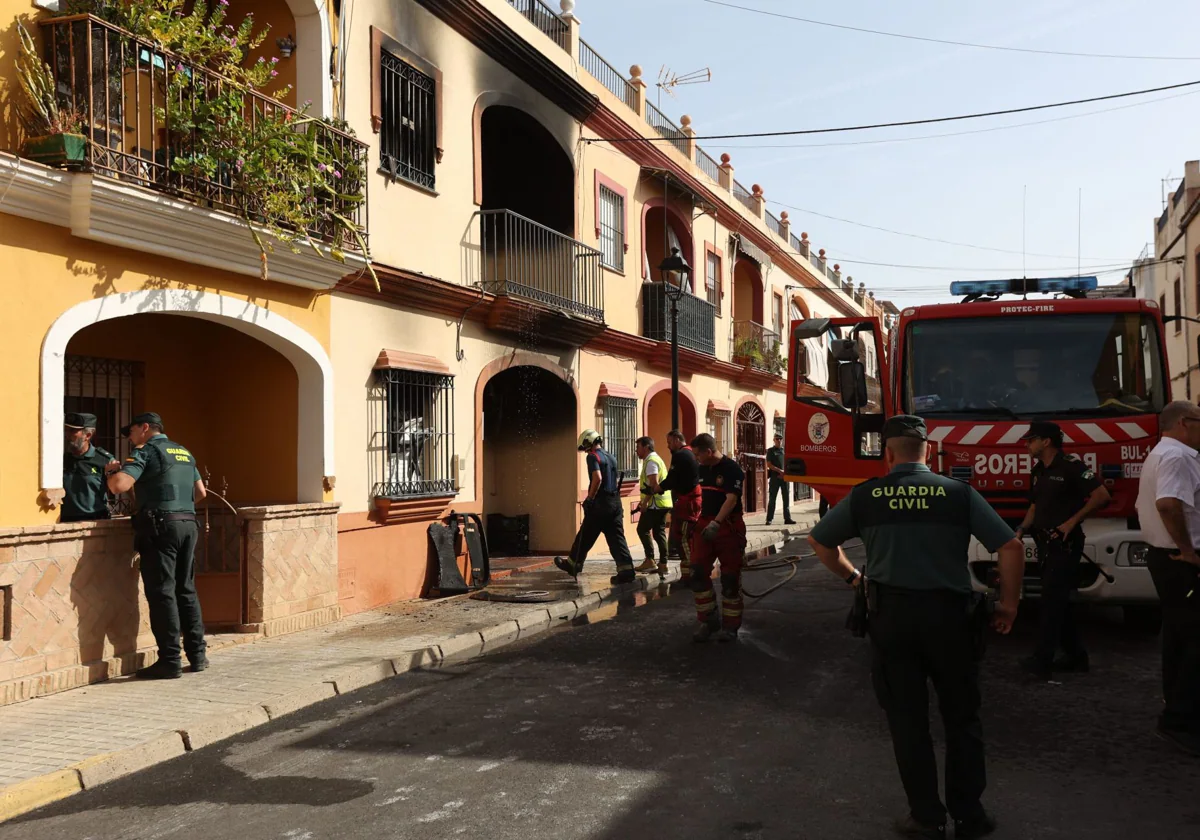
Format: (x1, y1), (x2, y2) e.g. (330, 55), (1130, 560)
(372, 368), (456, 500)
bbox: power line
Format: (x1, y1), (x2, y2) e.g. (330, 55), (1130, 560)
(701, 0), (1200, 61)
(769, 201), (1128, 261)
(713, 88), (1200, 150)
(586, 78), (1200, 144)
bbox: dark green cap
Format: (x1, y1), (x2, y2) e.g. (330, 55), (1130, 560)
(881, 415), (928, 441)
(65, 412), (97, 430)
(120, 412), (162, 437)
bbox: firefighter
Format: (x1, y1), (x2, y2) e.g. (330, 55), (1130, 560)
(689, 433), (747, 642)
(634, 436), (672, 576)
(660, 429), (701, 581)
(807, 415), (1023, 840)
(1014, 421), (1111, 679)
(554, 429), (637, 585)
(62, 412), (119, 523)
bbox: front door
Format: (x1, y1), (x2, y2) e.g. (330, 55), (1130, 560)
(736, 403), (767, 513)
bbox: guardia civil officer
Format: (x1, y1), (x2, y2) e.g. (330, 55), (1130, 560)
(765, 432), (796, 526)
(1013, 421), (1110, 679)
(554, 429), (636, 585)
(108, 413), (208, 679)
(62, 412), (119, 523)
(808, 416), (1023, 840)
(634, 436), (672, 576)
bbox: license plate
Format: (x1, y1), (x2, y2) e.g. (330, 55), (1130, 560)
(1023, 542), (1037, 561)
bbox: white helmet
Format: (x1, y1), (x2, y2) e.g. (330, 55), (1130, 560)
(577, 429), (602, 451)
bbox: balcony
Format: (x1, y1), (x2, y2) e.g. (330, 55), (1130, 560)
(731, 320), (784, 377)
(6, 14), (370, 291)
(477, 209), (606, 346)
(641, 282), (717, 357)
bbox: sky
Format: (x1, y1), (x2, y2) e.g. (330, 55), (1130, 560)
(577, 0), (1200, 306)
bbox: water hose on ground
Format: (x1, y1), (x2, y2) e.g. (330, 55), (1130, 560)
(741, 550), (815, 600)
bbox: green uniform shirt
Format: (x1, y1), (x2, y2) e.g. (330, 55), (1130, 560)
(120, 434), (202, 514)
(62, 444), (114, 522)
(766, 446), (785, 474)
(810, 463), (1014, 593)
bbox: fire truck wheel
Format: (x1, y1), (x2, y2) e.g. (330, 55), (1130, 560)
(1123, 605), (1163, 635)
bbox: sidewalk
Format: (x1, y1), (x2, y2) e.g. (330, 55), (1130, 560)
(0, 513), (815, 821)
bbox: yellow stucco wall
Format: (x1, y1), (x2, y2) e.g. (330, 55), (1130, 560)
(0, 214), (329, 527)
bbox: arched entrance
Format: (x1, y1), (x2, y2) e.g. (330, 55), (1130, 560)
(645, 383), (697, 446)
(225, 0), (333, 114)
(736, 401), (767, 513)
(479, 105), (574, 234)
(734, 259), (764, 324)
(481, 364), (578, 556)
(642, 201), (695, 284)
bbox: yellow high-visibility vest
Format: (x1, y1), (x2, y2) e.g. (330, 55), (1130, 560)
(639, 452), (672, 510)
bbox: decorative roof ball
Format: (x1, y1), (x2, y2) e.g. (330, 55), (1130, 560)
(819, 248), (826, 258)
(720, 153), (731, 164)
(752, 184), (763, 196)
(680, 114), (692, 128)
(780, 211), (789, 220)
(800, 231), (808, 240)
(560, 0), (576, 13)
(630, 65), (643, 79)
(834, 264), (840, 271)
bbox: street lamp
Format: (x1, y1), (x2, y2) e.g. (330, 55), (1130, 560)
(658, 247), (692, 433)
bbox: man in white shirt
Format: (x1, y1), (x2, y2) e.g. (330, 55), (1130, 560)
(1135, 400), (1200, 756)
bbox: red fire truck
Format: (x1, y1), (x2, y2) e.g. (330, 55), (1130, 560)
(786, 277), (1170, 630)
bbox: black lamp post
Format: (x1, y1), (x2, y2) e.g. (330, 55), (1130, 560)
(658, 247), (693, 433)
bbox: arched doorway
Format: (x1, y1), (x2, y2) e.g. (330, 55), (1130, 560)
(479, 105), (574, 234)
(736, 401), (767, 513)
(733, 259), (764, 324)
(645, 385), (697, 446)
(481, 365), (578, 556)
(224, 0), (332, 114)
(642, 202), (695, 285)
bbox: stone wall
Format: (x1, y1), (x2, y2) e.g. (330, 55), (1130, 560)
(0, 521), (153, 705)
(242, 503), (341, 637)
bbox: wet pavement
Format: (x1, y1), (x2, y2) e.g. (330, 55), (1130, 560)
(4, 539), (1198, 840)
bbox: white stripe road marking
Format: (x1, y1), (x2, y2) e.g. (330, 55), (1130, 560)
(1118, 422), (1150, 439)
(998, 425), (1031, 445)
(1076, 423), (1113, 443)
(958, 425), (993, 446)
(927, 426), (954, 443)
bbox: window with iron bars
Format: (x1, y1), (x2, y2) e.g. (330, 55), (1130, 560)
(708, 411), (731, 454)
(598, 185), (625, 271)
(380, 51), (437, 190)
(64, 355), (141, 517)
(371, 369), (456, 499)
(602, 397), (639, 480)
(706, 251), (721, 309)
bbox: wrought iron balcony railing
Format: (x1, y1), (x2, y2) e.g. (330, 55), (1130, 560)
(641, 282), (717, 357)
(731, 320), (784, 375)
(478, 209), (604, 322)
(37, 14), (368, 251)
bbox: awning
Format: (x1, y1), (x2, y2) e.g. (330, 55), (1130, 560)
(708, 399), (731, 414)
(374, 349), (451, 375)
(735, 233), (773, 269)
(597, 382), (637, 401)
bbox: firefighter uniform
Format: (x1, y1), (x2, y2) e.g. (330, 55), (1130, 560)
(1022, 428), (1101, 674)
(118, 414), (206, 676)
(555, 431), (635, 583)
(636, 449), (672, 573)
(809, 416), (1015, 837)
(691, 455), (747, 639)
(661, 444), (701, 581)
(62, 412), (114, 523)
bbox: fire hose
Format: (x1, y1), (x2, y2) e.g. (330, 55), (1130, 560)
(741, 550), (814, 600)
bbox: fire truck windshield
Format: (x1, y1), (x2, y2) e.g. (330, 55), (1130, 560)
(903, 312), (1166, 420)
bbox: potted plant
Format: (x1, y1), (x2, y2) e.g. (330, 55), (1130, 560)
(15, 21), (87, 168)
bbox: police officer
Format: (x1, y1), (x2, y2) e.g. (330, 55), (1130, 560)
(765, 432), (796, 526)
(659, 429), (701, 582)
(689, 433), (748, 643)
(634, 436), (672, 576)
(1014, 421), (1110, 679)
(554, 429), (636, 585)
(808, 416), (1023, 840)
(62, 412), (119, 523)
(107, 413), (208, 679)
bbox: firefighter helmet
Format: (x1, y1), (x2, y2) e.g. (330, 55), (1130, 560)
(577, 429), (602, 451)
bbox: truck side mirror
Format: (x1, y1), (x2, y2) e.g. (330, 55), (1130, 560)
(793, 318), (832, 340)
(839, 361), (868, 409)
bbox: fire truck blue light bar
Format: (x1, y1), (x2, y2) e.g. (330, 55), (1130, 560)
(949, 277), (1098, 297)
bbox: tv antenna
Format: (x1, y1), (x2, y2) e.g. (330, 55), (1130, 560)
(656, 65), (712, 109)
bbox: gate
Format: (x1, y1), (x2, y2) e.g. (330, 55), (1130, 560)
(736, 403), (767, 513)
(194, 471), (244, 629)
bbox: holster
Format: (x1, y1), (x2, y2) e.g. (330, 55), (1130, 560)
(846, 576), (869, 637)
(970, 591), (993, 661)
(132, 509), (163, 539)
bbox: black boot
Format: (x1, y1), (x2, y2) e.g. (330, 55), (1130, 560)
(610, 568), (636, 585)
(189, 654), (210, 673)
(954, 812), (998, 840)
(136, 659), (182, 680)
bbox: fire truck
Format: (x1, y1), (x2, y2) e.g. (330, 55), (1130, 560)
(786, 276), (1170, 631)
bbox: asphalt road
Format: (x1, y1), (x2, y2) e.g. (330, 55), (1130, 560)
(5, 541), (1199, 840)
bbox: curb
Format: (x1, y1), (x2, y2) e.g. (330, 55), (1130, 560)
(0, 524), (805, 823)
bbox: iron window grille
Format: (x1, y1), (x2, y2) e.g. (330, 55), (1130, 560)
(598, 184), (625, 271)
(603, 397), (639, 480)
(705, 252), (721, 308)
(380, 51), (437, 190)
(708, 411), (731, 454)
(372, 369), (456, 500)
(64, 355), (140, 517)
